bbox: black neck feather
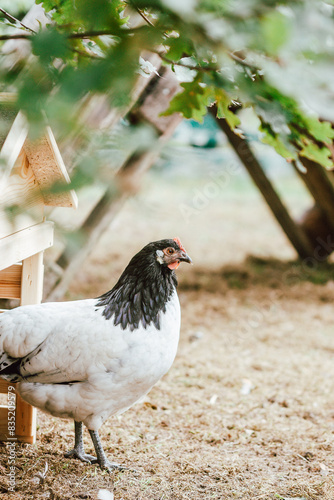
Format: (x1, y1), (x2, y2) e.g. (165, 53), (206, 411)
(96, 251), (178, 331)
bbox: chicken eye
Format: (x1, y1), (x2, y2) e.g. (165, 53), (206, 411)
(166, 247), (175, 255)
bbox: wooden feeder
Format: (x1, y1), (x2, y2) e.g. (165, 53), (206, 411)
(0, 107), (77, 443)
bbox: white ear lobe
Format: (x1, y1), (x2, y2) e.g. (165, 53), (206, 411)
(156, 249), (164, 264)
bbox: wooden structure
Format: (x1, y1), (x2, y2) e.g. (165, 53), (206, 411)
(0, 106), (77, 443)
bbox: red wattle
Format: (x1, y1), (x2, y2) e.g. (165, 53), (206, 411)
(168, 261), (180, 270)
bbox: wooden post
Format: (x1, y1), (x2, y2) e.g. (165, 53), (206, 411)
(0, 252), (44, 443)
(21, 252), (44, 305)
(8, 252), (44, 444)
(212, 109), (315, 259)
(293, 157), (334, 230)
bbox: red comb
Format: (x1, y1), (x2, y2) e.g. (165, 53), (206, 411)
(173, 237), (186, 253)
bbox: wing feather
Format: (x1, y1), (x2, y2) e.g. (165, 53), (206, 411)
(0, 299), (126, 384)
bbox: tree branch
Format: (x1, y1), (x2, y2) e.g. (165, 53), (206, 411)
(0, 29), (125, 42)
(156, 51), (218, 73)
(0, 33), (31, 41)
(134, 6), (155, 28)
(0, 8), (36, 34)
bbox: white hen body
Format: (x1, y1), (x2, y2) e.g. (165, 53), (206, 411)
(0, 291), (180, 430)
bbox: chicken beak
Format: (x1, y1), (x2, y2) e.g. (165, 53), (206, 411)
(179, 251), (192, 264)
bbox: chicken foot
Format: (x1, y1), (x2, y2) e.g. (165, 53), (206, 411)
(65, 421), (97, 464)
(88, 429), (127, 472)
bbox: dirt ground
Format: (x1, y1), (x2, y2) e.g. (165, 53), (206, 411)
(1, 148), (334, 499)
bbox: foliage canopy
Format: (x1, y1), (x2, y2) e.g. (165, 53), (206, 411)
(1, 0), (334, 171)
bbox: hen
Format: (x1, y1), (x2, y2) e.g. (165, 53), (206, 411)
(0, 238), (191, 471)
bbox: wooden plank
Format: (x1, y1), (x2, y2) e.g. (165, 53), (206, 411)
(24, 128), (78, 209)
(212, 108), (315, 259)
(0, 264), (22, 281)
(0, 314), (9, 408)
(0, 324), (20, 443)
(0, 221), (53, 271)
(0, 252), (43, 443)
(21, 252), (44, 305)
(0, 394), (36, 444)
(45, 126), (78, 208)
(0, 150), (44, 238)
(15, 394), (36, 443)
(0, 406), (8, 439)
(13, 434), (35, 444)
(0, 264), (22, 299)
(0, 283), (20, 299)
(21, 252), (44, 307)
(0, 379), (11, 394)
(1, 150), (43, 208)
(16, 250), (45, 443)
(0, 111), (28, 173)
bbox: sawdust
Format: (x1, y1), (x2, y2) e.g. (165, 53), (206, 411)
(1, 163), (334, 499)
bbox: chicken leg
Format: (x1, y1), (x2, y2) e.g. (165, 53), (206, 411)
(65, 421), (97, 464)
(88, 429), (126, 471)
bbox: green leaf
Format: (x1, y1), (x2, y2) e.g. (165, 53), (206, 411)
(31, 27), (70, 64)
(299, 141), (333, 169)
(260, 123), (296, 161)
(162, 80), (209, 122)
(164, 36), (193, 62)
(163, 82), (241, 125)
(302, 116), (334, 143)
(215, 89), (240, 129)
